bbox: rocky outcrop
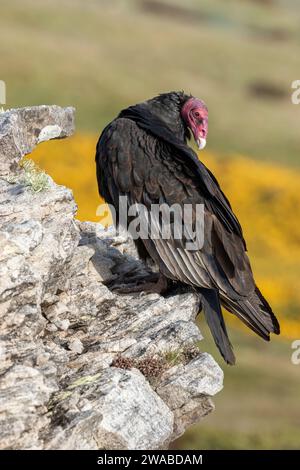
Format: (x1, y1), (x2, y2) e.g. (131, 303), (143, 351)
(0, 106), (223, 450)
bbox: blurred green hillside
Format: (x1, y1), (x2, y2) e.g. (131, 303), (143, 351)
(175, 324), (300, 449)
(1, 0), (300, 165)
(1, 0), (300, 450)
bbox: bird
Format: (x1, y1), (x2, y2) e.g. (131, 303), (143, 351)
(95, 91), (280, 365)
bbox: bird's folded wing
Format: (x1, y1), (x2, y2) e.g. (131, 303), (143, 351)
(96, 117), (256, 299)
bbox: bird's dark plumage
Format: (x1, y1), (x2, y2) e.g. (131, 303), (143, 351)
(96, 91), (280, 364)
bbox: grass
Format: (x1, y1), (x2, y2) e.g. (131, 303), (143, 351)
(0, 0), (300, 165)
(175, 324), (300, 450)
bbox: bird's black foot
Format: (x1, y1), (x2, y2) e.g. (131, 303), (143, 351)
(109, 273), (170, 295)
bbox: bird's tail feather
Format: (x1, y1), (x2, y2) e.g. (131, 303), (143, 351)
(199, 288), (236, 365)
(220, 285), (280, 341)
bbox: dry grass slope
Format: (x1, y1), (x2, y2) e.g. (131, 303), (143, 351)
(1, 0), (300, 165)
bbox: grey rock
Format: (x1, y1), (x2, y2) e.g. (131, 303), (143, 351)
(46, 368), (173, 450)
(68, 338), (84, 354)
(0, 105), (223, 450)
(0, 105), (75, 176)
(0, 365), (57, 449)
(157, 353), (224, 440)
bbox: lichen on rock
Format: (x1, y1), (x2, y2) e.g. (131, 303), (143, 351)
(0, 105), (223, 450)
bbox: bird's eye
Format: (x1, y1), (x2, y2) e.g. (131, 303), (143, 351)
(194, 111), (200, 117)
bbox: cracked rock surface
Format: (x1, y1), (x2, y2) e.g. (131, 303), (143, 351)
(0, 106), (223, 450)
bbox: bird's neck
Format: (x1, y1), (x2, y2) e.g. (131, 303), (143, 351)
(145, 92), (190, 142)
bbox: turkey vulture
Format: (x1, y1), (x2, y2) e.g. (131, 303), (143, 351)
(95, 91), (280, 364)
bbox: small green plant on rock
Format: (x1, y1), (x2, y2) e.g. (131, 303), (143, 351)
(8, 158), (50, 192)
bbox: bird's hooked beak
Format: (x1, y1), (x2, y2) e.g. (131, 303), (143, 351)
(194, 118), (208, 151)
(197, 137), (207, 150)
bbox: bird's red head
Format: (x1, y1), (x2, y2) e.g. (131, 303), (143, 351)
(181, 97), (208, 150)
